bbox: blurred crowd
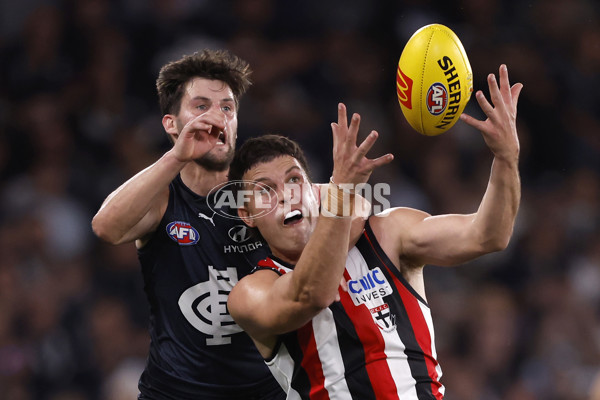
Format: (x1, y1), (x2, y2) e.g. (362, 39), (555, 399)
(0, 0), (599, 399)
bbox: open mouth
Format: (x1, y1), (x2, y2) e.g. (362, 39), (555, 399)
(217, 130), (226, 145)
(283, 209), (303, 225)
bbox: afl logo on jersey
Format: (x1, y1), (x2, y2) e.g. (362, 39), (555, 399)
(167, 221), (199, 245)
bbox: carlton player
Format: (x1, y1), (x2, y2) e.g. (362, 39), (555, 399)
(227, 65), (521, 399)
(92, 50), (285, 399)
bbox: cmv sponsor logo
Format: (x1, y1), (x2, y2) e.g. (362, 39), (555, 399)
(348, 267), (393, 306)
(167, 221), (199, 245)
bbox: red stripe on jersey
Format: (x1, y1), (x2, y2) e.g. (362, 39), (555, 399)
(257, 258), (288, 275)
(341, 270), (400, 400)
(363, 231), (443, 400)
(297, 321), (329, 400)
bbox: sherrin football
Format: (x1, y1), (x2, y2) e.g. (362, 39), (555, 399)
(396, 24), (473, 136)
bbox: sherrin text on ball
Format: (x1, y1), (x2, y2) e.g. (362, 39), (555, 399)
(397, 24), (473, 136)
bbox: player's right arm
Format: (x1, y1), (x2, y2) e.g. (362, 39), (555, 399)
(92, 152), (185, 246)
(92, 112), (222, 245)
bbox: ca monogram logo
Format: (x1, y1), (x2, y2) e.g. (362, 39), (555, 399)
(178, 266), (242, 345)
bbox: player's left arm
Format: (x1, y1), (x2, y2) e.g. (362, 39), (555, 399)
(380, 64), (523, 267)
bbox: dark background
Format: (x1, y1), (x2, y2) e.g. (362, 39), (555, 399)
(0, 0), (599, 399)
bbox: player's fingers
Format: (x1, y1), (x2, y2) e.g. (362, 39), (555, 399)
(347, 113), (361, 144)
(331, 122), (341, 154)
(191, 112), (224, 131)
(498, 64), (512, 105)
(185, 118), (215, 135)
(510, 83), (524, 114)
(368, 153), (394, 170)
(487, 73), (503, 111)
(355, 130), (379, 160)
(459, 112), (486, 132)
(337, 103), (348, 130)
(475, 89), (495, 118)
(192, 131), (218, 149)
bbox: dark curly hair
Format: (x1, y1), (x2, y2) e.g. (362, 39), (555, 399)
(156, 49), (252, 116)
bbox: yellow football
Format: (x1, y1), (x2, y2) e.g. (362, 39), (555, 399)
(396, 24), (473, 136)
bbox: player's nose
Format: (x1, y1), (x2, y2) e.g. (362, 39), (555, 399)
(204, 105), (227, 125)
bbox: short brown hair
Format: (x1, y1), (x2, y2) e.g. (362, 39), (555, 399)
(229, 134), (311, 183)
(156, 49), (252, 116)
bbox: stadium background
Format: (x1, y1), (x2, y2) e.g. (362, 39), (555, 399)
(0, 0), (599, 399)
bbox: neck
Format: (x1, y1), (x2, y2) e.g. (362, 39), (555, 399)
(180, 163), (229, 196)
(272, 248), (301, 266)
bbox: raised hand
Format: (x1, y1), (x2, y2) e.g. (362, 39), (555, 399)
(170, 108), (228, 163)
(460, 64), (523, 163)
(330, 103), (394, 186)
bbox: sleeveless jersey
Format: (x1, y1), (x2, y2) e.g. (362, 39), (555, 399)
(137, 175), (284, 399)
(255, 221), (444, 400)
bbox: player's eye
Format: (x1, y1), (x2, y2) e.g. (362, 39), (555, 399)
(256, 185), (272, 195)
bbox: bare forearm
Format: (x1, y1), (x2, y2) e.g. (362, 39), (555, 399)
(92, 150), (186, 243)
(474, 157), (520, 250)
(292, 215), (352, 309)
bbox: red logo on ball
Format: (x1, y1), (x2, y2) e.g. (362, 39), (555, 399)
(396, 66), (413, 109)
(426, 83), (448, 115)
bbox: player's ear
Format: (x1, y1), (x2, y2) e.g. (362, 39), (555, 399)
(238, 207), (256, 228)
(162, 114), (178, 139)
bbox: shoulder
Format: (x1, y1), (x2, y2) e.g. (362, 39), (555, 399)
(368, 207), (430, 234)
(367, 207), (430, 266)
(228, 263), (281, 321)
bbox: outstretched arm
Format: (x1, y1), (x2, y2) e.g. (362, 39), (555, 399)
(377, 64), (522, 267)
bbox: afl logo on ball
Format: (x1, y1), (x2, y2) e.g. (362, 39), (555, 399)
(167, 221), (200, 245)
(426, 82), (448, 116)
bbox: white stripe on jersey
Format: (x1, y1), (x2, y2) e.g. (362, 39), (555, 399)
(382, 327), (420, 400)
(419, 301), (445, 397)
(312, 308), (352, 398)
(346, 248), (420, 400)
(266, 343), (302, 400)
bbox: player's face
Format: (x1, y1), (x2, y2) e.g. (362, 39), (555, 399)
(239, 155), (319, 264)
(175, 77), (238, 171)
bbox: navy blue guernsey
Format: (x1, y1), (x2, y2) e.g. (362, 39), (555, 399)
(137, 175), (284, 400)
